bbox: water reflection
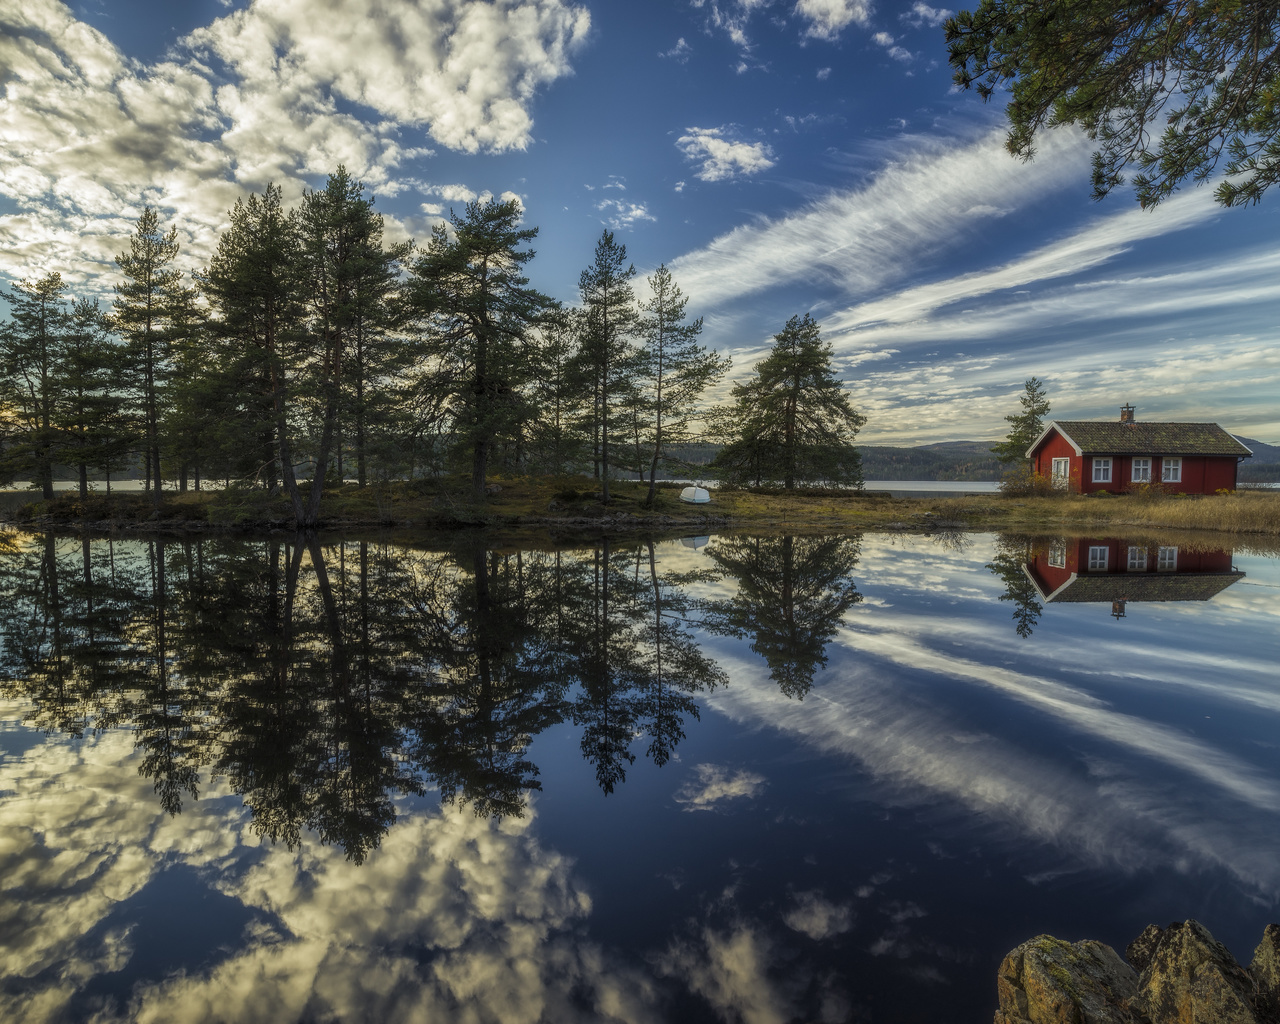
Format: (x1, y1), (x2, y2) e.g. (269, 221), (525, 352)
(0, 533), (750, 858)
(3, 529), (1279, 1024)
(987, 535), (1245, 636)
(701, 534), (862, 698)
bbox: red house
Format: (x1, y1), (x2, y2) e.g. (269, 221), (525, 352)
(1026, 405), (1252, 494)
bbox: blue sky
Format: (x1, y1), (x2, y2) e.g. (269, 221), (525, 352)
(2, 0), (1278, 443)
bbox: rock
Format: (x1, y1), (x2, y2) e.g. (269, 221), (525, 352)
(997, 921), (1280, 1024)
(1126, 924), (1165, 975)
(994, 934), (1140, 1023)
(484, 484), (502, 496)
(1252, 925), (1280, 1021)
(1135, 920), (1258, 1024)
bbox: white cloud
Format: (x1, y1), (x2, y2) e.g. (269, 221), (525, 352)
(829, 188), (1223, 332)
(427, 183), (481, 203)
(670, 128), (1092, 310)
(783, 891), (853, 940)
(676, 126), (776, 182)
(0, 0), (587, 286)
(186, 0), (591, 157)
(794, 0), (872, 40)
(816, 66), (831, 80)
(661, 37), (693, 62)
(657, 922), (796, 1023)
(901, 2), (952, 28)
(872, 31), (912, 61)
(596, 198), (656, 230)
(673, 763), (767, 811)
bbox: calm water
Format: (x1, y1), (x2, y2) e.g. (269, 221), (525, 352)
(0, 530), (1277, 1024)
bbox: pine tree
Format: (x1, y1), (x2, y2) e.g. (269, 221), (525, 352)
(991, 377), (1050, 464)
(408, 198), (555, 499)
(203, 184), (316, 525)
(59, 299), (124, 498)
(298, 167), (410, 489)
(0, 274), (71, 497)
(525, 313), (588, 476)
(113, 207), (185, 506)
(575, 231), (638, 501)
(636, 264), (729, 506)
(711, 314), (865, 490)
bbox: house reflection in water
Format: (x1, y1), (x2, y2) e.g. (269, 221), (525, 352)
(1023, 538), (1245, 619)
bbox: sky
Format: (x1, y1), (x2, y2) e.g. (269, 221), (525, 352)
(1, 0), (1277, 444)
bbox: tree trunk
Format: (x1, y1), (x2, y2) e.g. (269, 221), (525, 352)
(78, 464), (88, 501)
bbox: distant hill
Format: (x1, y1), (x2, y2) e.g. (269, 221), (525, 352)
(1236, 436), (1280, 482)
(859, 441), (1001, 481)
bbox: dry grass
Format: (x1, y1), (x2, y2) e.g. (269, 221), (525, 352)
(1121, 490), (1280, 535)
(4, 478), (1279, 538)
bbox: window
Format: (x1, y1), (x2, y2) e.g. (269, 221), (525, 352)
(1048, 543), (1066, 569)
(1162, 457), (1182, 483)
(1092, 457), (1112, 483)
(1157, 546), (1178, 571)
(1088, 546), (1109, 571)
(1131, 458), (1151, 483)
(1127, 546), (1148, 571)
(1051, 458), (1070, 488)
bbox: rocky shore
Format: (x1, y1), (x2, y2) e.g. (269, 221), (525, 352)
(996, 920), (1280, 1023)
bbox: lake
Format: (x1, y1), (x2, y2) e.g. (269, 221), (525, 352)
(1, 529), (1276, 1024)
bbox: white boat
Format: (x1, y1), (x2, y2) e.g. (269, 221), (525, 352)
(679, 486), (711, 504)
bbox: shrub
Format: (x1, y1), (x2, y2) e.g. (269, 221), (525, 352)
(999, 464), (1061, 497)
(1124, 482), (1172, 503)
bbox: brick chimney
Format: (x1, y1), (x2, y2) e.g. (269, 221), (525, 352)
(1120, 403), (1136, 424)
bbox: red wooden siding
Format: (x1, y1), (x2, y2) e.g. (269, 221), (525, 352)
(1029, 428), (1241, 495)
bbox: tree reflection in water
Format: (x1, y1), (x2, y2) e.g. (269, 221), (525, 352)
(701, 534), (862, 699)
(0, 530), (864, 858)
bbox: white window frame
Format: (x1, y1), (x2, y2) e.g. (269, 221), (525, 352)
(1048, 543), (1066, 569)
(1051, 458), (1070, 488)
(1092, 457), (1112, 483)
(1157, 546), (1178, 571)
(1127, 546), (1147, 571)
(1087, 545), (1109, 571)
(1162, 457), (1182, 483)
(1131, 458), (1151, 484)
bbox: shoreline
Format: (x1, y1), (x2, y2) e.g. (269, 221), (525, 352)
(3, 480), (1279, 541)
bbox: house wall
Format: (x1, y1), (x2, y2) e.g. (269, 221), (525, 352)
(1032, 431), (1081, 491)
(1071, 539), (1233, 573)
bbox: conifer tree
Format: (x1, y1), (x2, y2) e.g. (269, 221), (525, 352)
(526, 313), (587, 476)
(636, 264), (729, 506)
(408, 198), (556, 499)
(59, 299), (124, 498)
(0, 274), (71, 497)
(575, 230), (637, 501)
(113, 207), (184, 505)
(203, 184), (314, 524)
(712, 314), (865, 490)
(298, 167), (410, 489)
(991, 377), (1050, 464)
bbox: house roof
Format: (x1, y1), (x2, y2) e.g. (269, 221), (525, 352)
(1040, 571), (1245, 604)
(1027, 421), (1253, 459)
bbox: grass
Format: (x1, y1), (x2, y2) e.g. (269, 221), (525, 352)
(3, 477), (1279, 538)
